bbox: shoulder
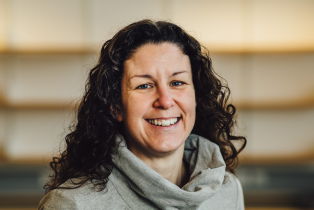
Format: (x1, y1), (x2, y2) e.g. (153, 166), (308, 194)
(187, 134), (220, 151)
(200, 172), (245, 210)
(38, 179), (129, 210)
(38, 187), (77, 210)
(223, 172), (245, 210)
(224, 172), (243, 193)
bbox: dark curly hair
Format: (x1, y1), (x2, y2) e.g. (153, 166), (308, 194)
(44, 19), (246, 192)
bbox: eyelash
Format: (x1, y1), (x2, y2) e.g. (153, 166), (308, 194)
(136, 83), (153, 89)
(170, 81), (186, 87)
(135, 81), (186, 89)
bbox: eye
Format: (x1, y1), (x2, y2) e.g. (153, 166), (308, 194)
(135, 83), (153, 89)
(170, 81), (186, 87)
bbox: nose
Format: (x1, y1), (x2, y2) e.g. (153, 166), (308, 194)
(153, 86), (174, 109)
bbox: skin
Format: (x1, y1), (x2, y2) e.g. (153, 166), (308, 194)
(118, 42), (196, 186)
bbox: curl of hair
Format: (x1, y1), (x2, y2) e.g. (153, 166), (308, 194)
(44, 19), (246, 192)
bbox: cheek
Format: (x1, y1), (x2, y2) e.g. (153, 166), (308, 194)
(178, 89), (196, 110)
(123, 93), (151, 120)
(183, 90), (197, 127)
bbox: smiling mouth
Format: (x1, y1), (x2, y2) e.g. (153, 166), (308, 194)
(146, 117), (181, 127)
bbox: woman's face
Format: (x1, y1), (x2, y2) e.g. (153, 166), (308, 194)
(118, 42), (196, 158)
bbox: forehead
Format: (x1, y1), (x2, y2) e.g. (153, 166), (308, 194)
(123, 42), (191, 76)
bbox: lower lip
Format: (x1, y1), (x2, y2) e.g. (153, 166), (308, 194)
(146, 117), (181, 129)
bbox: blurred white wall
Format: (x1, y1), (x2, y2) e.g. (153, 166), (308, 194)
(0, 0), (313, 161)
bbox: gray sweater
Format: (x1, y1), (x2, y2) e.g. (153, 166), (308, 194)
(39, 134), (244, 210)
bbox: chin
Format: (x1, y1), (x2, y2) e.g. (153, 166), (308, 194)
(149, 137), (186, 155)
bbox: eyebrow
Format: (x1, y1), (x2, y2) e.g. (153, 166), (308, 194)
(129, 71), (188, 81)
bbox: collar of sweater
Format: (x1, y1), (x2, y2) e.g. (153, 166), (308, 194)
(112, 134), (226, 208)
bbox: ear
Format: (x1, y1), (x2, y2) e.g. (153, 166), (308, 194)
(111, 105), (123, 122)
(116, 112), (123, 122)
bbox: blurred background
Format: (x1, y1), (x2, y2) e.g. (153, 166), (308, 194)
(0, 0), (314, 209)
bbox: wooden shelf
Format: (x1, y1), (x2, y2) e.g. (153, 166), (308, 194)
(206, 44), (314, 54)
(0, 45), (314, 55)
(4, 101), (77, 110)
(0, 101), (77, 110)
(247, 208), (314, 210)
(0, 94), (6, 107)
(1, 96), (314, 110)
(239, 152), (314, 165)
(235, 97), (314, 110)
(0, 156), (51, 165)
(0, 47), (97, 55)
(0, 95), (78, 110)
(1, 152), (313, 166)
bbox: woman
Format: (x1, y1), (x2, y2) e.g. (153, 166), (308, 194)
(39, 19), (246, 210)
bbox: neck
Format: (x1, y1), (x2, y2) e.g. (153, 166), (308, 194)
(150, 156), (187, 187)
(131, 144), (188, 187)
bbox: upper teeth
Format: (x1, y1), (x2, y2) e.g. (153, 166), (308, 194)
(147, 118), (179, 126)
